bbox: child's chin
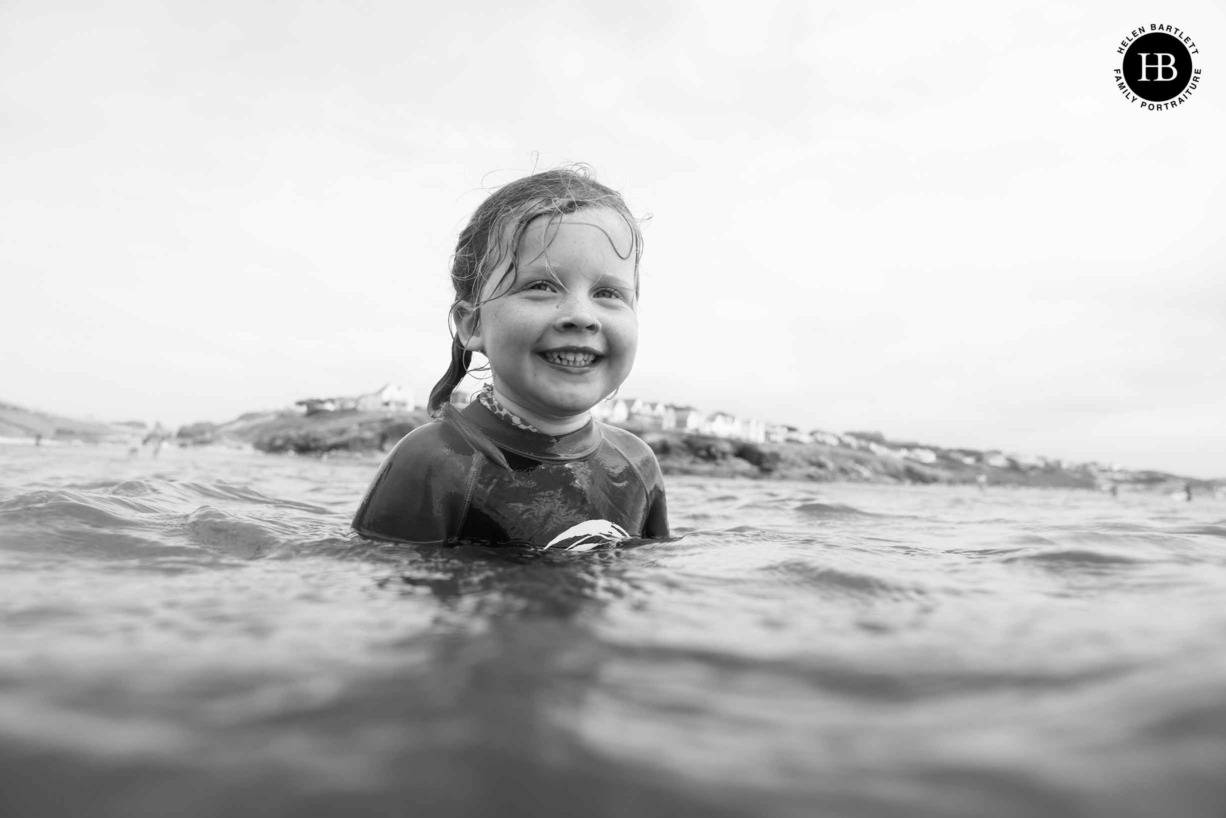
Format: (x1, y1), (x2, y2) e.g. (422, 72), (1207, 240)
(546, 402), (597, 417)
(542, 396), (599, 417)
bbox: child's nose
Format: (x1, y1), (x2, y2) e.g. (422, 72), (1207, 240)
(555, 293), (601, 332)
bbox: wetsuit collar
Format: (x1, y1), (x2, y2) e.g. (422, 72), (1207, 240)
(462, 399), (603, 461)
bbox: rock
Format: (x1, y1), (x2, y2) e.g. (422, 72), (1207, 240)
(177, 421), (219, 446)
(683, 435), (737, 462)
(735, 442), (781, 473)
(243, 410), (432, 455)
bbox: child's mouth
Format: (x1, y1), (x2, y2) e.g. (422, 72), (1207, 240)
(539, 350), (600, 368)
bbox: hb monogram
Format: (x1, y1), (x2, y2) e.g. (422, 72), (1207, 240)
(1137, 53), (1178, 81)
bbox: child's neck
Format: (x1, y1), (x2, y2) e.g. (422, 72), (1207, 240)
(490, 387), (591, 437)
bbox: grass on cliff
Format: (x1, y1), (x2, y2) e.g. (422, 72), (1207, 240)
(178, 409), (433, 455)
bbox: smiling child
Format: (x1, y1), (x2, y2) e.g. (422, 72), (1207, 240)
(352, 167), (669, 549)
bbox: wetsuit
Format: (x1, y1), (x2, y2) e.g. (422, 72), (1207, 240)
(352, 399), (669, 547)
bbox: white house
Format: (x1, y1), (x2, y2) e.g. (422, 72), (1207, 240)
(701, 411), (740, 439)
(665, 406), (706, 434)
(783, 425), (811, 444)
(356, 383), (415, 412)
(591, 397), (632, 424)
(903, 448), (937, 464)
(764, 423), (813, 444)
(624, 399), (674, 430)
(741, 418), (766, 443)
(295, 398), (337, 415)
(700, 412), (766, 443)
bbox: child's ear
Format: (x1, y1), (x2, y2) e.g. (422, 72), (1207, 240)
(453, 301), (483, 352)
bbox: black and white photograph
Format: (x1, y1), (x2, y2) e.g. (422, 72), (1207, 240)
(2, 1), (1224, 816)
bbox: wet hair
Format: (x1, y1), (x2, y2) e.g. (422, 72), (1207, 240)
(426, 165), (644, 414)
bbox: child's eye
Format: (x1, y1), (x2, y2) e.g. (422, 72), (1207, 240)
(595, 287), (627, 300)
(523, 280), (557, 293)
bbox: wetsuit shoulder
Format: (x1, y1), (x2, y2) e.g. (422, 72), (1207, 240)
(600, 423), (662, 480)
(599, 423), (670, 538)
(351, 420), (479, 545)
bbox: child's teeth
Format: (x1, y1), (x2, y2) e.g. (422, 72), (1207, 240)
(547, 352), (594, 365)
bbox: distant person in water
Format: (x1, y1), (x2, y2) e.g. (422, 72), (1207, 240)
(353, 166), (668, 550)
(1185, 482), (1194, 502)
(142, 423), (170, 458)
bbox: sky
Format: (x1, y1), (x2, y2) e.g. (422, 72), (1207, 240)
(2, 0), (1224, 477)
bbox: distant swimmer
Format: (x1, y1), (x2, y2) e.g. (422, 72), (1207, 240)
(1185, 482), (1194, 502)
(976, 474), (988, 493)
(142, 422), (170, 458)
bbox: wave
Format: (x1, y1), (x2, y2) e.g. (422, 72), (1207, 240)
(1001, 548), (1146, 567)
(0, 479), (345, 563)
(793, 502), (876, 518)
(765, 559), (924, 600)
(1168, 523), (1226, 539)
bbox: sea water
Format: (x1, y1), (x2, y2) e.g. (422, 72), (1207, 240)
(1, 443), (1224, 818)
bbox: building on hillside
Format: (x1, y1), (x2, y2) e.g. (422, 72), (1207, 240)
(665, 406), (705, 434)
(450, 388), (476, 406)
(764, 424), (811, 444)
(783, 426), (812, 444)
(984, 452), (1013, 468)
(299, 384), (413, 416)
(623, 399), (673, 430)
(765, 423), (789, 443)
(700, 412), (766, 443)
(356, 383), (414, 412)
(591, 397), (632, 424)
(296, 398), (338, 415)
(902, 448), (937, 464)
(811, 430), (843, 447)
(845, 434), (895, 454)
(593, 398), (767, 444)
(702, 411), (739, 439)
(596, 398), (673, 430)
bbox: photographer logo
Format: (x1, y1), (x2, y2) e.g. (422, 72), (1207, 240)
(1113, 24), (1202, 110)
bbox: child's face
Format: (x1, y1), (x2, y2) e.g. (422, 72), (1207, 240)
(464, 207), (639, 425)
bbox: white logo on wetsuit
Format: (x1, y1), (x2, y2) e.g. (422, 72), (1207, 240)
(544, 519), (629, 551)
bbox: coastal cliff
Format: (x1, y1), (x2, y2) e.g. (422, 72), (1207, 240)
(3, 396), (1215, 492)
(176, 408), (432, 455)
(174, 408), (1217, 493)
(639, 431), (1124, 489)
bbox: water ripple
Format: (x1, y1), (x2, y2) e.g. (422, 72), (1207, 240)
(2, 450), (1225, 816)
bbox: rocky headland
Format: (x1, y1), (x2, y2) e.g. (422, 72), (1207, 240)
(3, 397), (1217, 493)
(634, 429), (1216, 493)
(0, 401), (139, 443)
(176, 408), (433, 455)
(170, 406), (1221, 494)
